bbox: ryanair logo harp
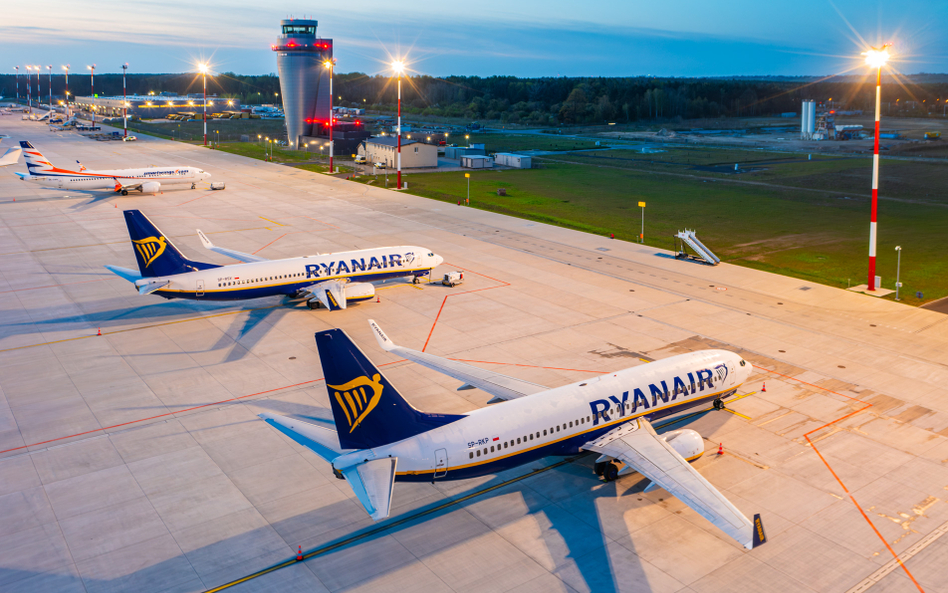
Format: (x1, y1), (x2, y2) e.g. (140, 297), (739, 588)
(330, 374), (384, 433)
(133, 236), (167, 268)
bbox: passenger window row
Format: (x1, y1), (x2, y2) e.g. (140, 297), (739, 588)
(217, 273), (302, 288)
(468, 415), (596, 459)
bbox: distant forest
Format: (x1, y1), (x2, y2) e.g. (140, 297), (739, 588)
(3, 72), (947, 124)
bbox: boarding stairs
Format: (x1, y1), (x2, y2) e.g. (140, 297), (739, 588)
(675, 229), (720, 265)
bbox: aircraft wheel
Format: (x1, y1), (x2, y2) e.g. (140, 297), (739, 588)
(594, 461), (606, 477)
(412, 276), (421, 285)
(121, 190), (128, 196)
(603, 462), (619, 482)
(191, 183), (196, 189)
(713, 398), (725, 410)
(307, 300), (320, 310)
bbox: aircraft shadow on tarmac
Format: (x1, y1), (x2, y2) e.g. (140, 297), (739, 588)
(1, 295), (307, 365)
(0, 402), (733, 591)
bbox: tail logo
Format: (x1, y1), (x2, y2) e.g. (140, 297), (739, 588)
(133, 236), (167, 268)
(329, 374), (384, 433)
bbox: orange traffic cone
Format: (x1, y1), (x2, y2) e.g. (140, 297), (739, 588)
(296, 545), (303, 561)
(376, 296), (380, 303)
(97, 327), (101, 336)
(717, 443), (723, 455)
(761, 382), (767, 392)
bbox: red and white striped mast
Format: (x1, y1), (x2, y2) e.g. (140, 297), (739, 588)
(392, 60), (404, 190)
(863, 44), (890, 292)
(122, 63), (128, 137)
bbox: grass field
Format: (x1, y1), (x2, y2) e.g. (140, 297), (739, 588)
(127, 119), (289, 142)
(401, 146), (948, 305)
(475, 133), (602, 153)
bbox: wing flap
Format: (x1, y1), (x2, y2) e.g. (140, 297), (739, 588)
(197, 229), (268, 263)
(368, 320), (548, 400)
(584, 418), (759, 549)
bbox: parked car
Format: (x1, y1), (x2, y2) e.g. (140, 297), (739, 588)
(122, 135), (138, 142)
(373, 161), (386, 169)
(354, 155), (367, 164)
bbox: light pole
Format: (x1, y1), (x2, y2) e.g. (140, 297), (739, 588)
(88, 65), (95, 127)
(894, 246), (902, 301)
(14, 66), (18, 105)
(122, 63), (128, 137)
(639, 201), (646, 243)
(465, 134), (470, 147)
(465, 172), (470, 204)
(62, 65), (69, 118)
(392, 60), (404, 189)
(198, 63), (208, 146)
(46, 65), (51, 109)
(863, 44), (890, 292)
(26, 66), (31, 113)
(324, 59), (335, 171)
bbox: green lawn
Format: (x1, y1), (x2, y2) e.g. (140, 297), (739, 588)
(474, 133), (602, 153)
(402, 150), (948, 306)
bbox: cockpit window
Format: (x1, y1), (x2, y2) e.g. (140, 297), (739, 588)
(427, 252), (434, 257)
(739, 360), (746, 367)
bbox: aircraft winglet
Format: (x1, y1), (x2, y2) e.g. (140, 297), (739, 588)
(369, 319), (396, 352)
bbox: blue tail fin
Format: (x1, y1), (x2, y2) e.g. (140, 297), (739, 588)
(316, 329), (464, 450)
(123, 210), (219, 278)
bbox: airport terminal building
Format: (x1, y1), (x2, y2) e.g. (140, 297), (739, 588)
(72, 94), (241, 119)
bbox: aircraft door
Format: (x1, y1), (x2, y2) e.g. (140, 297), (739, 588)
(196, 279), (205, 297)
(434, 448), (448, 479)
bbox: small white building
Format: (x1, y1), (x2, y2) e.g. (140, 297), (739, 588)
(494, 153), (532, 169)
(359, 137), (437, 169)
(461, 155), (494, 169)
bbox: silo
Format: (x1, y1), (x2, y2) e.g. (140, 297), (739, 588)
(272, 19), (333, 149)
(801, 101), (811, 139)
(807, 101), (816, 139)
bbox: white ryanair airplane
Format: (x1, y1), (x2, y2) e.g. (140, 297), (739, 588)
(105, 210), (443, 309)
(15, 141), (210, 194)
(260, 322), (768, 550)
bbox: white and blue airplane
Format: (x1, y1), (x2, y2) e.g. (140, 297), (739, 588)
(260, 321), (767, 549)
(15, 141), (210, 194)
(105, 210), (443, 309)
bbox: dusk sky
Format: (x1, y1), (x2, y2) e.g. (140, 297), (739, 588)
(5, 0), (947, 77)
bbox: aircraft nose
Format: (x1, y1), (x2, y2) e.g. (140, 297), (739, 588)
(434, 254), (444, 267)
(204, 172), (212, 179)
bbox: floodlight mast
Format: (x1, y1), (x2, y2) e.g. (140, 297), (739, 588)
(392, 60), (404, 189)
(199, 63), (208, 147)
(122, 63), (128, 137)
(324, 59), (335, 172)
(862, 44), (890, 291)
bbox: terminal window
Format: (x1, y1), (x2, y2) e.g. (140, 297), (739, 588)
(283, 25), (316, 35)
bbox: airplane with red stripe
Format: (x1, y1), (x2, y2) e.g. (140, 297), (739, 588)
(14, 141), (210, 195)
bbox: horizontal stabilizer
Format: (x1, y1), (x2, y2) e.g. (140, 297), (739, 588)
(135, 279), (170, 295)
(341, 457), (397, 521)
(197, 229), (268, 263)
(104, 265), (143, 283)
(258, 412), (347, 463)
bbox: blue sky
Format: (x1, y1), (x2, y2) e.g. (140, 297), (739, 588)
(5, 0), (946, 76)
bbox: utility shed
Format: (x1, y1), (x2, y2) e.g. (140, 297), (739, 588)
(359, 136), (437, 168)
(494, 153), (532, 169)
(461, 155), (494, 169)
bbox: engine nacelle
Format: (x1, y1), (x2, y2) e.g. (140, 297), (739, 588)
(141, 181), (161, 195)
(344, 282), (375, 303)
(661, 429), (704, 461)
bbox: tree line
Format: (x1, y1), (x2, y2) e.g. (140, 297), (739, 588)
(3, 72), (945, 123)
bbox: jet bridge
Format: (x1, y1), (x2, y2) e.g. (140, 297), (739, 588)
(675, 229), (720, 265)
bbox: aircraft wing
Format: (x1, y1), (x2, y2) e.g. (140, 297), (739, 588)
(197, 229), (268, 263)
(0, 147), (21, 167)
(369, 320), (549, 401)
(300, 279), (347, 311)
(583, 418), (765, 550)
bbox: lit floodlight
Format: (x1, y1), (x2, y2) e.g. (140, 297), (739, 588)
(198, 62), (208, 73)
(391, 60), (405, 74)
(863, 45), (891, 68)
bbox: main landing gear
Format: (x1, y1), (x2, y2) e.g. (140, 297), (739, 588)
(713, 398), (725, 410)
(595, 461), (620, 482)
(191, 183), (196, 189)
(121, 190), (128, 196)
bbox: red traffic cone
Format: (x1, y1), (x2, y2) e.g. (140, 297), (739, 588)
(761, 382), (767, 392)
(97, 327), (101, 336)
(376, 296), (380, 303)
(296, 545), (303, 561)
(717, 443), (723, 455)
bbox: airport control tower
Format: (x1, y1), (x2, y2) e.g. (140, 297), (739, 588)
(272, 19), (333, 149)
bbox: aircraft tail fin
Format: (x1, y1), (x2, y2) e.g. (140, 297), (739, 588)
(315, 329), (465, 450)
(19, 141), (54, 175)
(122, 210), (219, 278)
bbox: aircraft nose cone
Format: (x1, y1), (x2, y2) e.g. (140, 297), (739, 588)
(434, 254), (444, 267)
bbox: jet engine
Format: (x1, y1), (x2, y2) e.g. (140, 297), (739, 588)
(661, 429), (704, 460)
(344, 282), (375, 303)
(141, 181), (161, 195)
